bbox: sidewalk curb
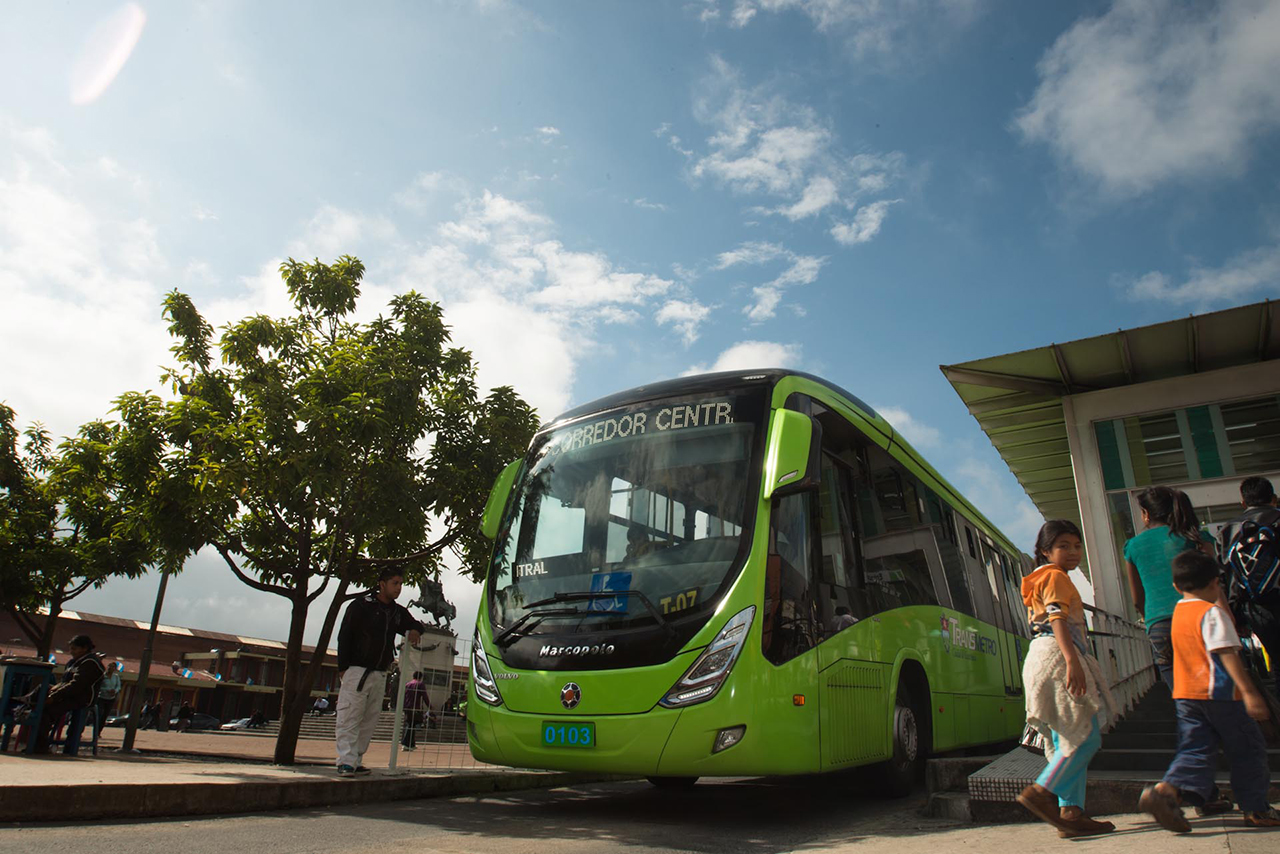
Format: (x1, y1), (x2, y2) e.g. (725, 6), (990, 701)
(0, 770), (634, 824)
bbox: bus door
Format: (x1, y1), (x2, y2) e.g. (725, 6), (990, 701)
(762, 488), (823, 770)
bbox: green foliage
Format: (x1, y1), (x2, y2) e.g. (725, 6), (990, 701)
(0, 403), (154, 652)
(118, 255), (539, 762)
(138, 255), (538, 591)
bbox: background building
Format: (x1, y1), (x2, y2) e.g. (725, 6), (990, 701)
(1, 609), (463, 724)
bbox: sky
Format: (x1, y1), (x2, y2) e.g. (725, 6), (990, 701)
(3, 0), (1280, 649)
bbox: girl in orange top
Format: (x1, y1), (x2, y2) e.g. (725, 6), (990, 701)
(1017, 519), (1115, 838)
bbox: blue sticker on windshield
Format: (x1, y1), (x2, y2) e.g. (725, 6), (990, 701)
(588, 571), (631, 612)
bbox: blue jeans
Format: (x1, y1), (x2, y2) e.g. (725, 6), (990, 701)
(1146, 618), (1174, 692)
(1035, 715), (1101, 808)
(1164, 699), (1271, 812)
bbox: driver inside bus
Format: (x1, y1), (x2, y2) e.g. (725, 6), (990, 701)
(624, 523), (654, 561)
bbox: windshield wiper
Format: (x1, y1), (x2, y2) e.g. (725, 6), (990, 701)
(494, 606), (582, 648)
(527, 590), (672, 635)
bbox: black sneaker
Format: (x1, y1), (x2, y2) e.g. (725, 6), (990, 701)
(336, 764), (356, 777)
(354, 765), (372, 775)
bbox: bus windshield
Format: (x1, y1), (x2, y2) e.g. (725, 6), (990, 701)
(488, 388), (765, 644)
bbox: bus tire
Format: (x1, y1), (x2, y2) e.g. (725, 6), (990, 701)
(647, 776), (698, 788)
(880, 683), (924, 798)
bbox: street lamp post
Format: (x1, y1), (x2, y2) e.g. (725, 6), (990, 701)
(120, 565), (171, 753)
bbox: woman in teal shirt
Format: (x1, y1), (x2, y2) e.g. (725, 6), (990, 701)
(1124, 486), (1214, 691)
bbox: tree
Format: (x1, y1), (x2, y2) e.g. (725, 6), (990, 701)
(0, 404), (153, 656)
(120, 256), (539, 764)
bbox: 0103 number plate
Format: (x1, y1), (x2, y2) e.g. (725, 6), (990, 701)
(541, 721), (595, 748)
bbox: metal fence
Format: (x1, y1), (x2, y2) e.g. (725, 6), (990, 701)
(385, 634), (509, 773)
(1083, 602), (1156, 714)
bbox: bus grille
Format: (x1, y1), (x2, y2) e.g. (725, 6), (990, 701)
(822, 662), (887, 766)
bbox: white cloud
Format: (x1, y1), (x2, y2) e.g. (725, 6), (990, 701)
(288, 204), (398, 261)
(715, 240), (825, 321)
(950, 458), (1044, 559)
(387, 189), (677, 417)
(781, 175), (839, 220)
(685, 340), (802, 375)
(874, 405), (942, 448)
(536, 126), (561, 137)
(631, 197), (668, 211)
(679, 57), (905, 243)
(1123, 244), (1280, 307)
(715, 240), (785, 269)
(708, 0), (984, 58)
(656, 299), (713, 346)
(0, 124), (172, 444)
(831, 199), (899, 245)
(1016, 0), (1280, 195)
(393, 170), (467, 213)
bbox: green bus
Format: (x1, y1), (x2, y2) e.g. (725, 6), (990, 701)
(468, 370), (1032, 792)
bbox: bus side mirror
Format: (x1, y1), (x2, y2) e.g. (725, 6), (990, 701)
(481, 458), (523, 540)
(762, 410), (822, 500)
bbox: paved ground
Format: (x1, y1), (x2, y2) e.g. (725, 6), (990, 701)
(2, 779), (1277, 854)
(86, 726), (485, 769)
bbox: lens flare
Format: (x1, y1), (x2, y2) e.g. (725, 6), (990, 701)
(69, 3), (147, 106)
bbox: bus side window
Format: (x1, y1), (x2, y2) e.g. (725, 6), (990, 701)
(764, 491), (819, 664)
(860, 444), (944, 611)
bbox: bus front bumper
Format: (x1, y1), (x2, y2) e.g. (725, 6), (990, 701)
(466, 690), (817, 777)
(467, 700), (682, 775)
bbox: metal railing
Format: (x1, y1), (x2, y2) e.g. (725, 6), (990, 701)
(1082, 603), (1156, 715)
(385, 635), (514, 773)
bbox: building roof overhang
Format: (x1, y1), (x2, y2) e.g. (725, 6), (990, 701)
(941, 300), (1279, 531)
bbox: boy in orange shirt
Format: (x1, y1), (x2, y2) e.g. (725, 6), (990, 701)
(1139, 550), (1280, 831)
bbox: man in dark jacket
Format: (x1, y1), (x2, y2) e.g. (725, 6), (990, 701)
(1218, 476), (1280, 687)
(334, 569), (424, 776)
(33, 634), (105, 753)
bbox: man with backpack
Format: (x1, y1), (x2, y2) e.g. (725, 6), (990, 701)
(1218, 476), (1280, 688)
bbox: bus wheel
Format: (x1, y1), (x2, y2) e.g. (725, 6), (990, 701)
(647, 776), (698, 788)
(881, 685), (924, 797)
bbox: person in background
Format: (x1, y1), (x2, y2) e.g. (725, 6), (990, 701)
(1218, 476), (1280, 689)
(175, 700), (193, 732)
(1017, 520), (1118, 838)
(1139, 550), (1280, 831)
(32, 635), (105, 754)
(401, 671), (429, 751)
(95, 660), (122, 737)
(1125, 486), (1217, 692)
(334, 568), (424, 777)
(247, 709), (267, 729)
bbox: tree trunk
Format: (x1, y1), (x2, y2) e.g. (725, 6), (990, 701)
(297, 577), (351, 707)
(35, 599), (63, 659)
(269, 574), (357, 765)
(5, 607), (43, 650)
(272, 579), (311, 765)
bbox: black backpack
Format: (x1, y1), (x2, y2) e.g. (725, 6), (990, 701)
(1225, 514), (1280, 602)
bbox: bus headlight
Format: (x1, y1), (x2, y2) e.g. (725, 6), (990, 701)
(472, 630), (503, 706)
(660, 606), (755, 709)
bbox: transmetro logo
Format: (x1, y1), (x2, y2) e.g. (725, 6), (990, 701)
(560, 682), (582, 710)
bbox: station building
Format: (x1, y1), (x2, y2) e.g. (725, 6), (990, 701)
(942, 299), (1279, 618)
